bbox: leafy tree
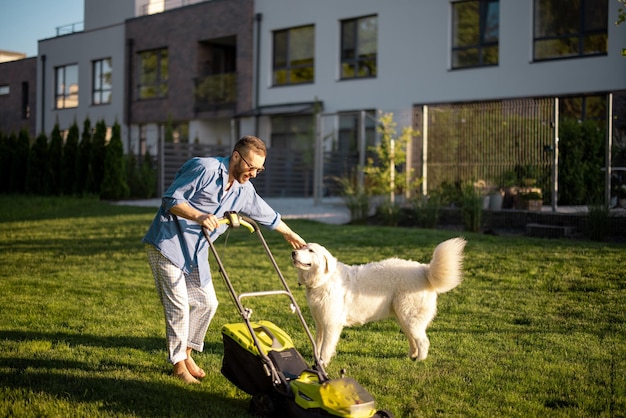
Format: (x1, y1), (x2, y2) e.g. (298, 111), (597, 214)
(559, 119), (605, 205)
(364, 112), (418, 200)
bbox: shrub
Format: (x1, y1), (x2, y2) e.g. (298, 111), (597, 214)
(334, 172), (370, 223)
(586, 203), (610, 241)
(460, 182), (484, 232)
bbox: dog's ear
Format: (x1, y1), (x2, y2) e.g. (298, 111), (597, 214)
(322, 248), (337, 275)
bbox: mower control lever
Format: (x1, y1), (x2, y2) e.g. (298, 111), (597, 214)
(218, 212), (255, 233)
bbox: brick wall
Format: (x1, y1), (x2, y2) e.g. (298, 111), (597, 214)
(0, 57), (37, 137)
(126, 0), (254, 124)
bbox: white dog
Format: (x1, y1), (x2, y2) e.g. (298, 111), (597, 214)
(291, 238), (466, 365)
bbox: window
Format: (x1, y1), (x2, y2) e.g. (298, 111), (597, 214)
(452, 0), (499, 69)
(55, 64), (79, 109)
(138, 48), (168, 99)
(270, 115), (314, 150)
(341, 16), (377, 79)
(0, 85), (9, 95)
(273, 25), (315, 85)
(534, 0), (608, 60)
(93, 58), (112, 105)
(338, 111), (376, 153)
(560, 95), (606, 124)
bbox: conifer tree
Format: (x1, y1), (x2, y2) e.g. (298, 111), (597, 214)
(12, 128), (31, 193)
(77, 118), (93, 195)
(90, 119), (107, 195)
(0, 131), (9, 193)
(48, 123), (64, 195)
(100, 121), (129, 200)
(62, 122), (80, 195)
(26, 133), (49, 195)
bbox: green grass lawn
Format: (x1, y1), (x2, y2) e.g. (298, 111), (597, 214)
(0, 196), (624, 417)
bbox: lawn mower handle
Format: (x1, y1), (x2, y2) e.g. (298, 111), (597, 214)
(217, 211), (255, 233)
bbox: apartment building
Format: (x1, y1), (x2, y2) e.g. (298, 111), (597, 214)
(37, 4), (129, 144)
(0, 0), (624, 198)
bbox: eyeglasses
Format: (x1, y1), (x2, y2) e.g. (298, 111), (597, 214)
(235, 150), (265, 173)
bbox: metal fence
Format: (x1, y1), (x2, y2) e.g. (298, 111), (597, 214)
(412, 98), (557, 203)
(159, 142), (315, 197)
(159, 99), (558, 202)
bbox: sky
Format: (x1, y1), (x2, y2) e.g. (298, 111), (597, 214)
(0, 0), (84, 58)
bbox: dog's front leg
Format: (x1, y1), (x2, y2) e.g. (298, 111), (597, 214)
(318, 324), (343, 366)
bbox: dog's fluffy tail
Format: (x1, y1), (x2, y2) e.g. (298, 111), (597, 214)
(426, 237), (466, 293)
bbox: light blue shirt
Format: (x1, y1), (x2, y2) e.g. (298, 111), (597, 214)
(143, 156), (281, 285)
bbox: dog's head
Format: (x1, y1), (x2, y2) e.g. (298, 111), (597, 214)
(291, 243), (337, 288)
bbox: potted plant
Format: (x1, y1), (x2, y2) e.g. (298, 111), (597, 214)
(517, 190), (543, 211)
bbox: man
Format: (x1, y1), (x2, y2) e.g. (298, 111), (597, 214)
(143, 136), (306, 384)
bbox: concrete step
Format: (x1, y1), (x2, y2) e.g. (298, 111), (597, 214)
(525, 223), (576, 238)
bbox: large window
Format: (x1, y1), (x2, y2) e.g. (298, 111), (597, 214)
(340, 15), (377, 79)
(55, 64), (78, 109)
(138, 48), (168, 99)
(92, 58), (112, 105)
(273, 25), (315, 86)
(534, 0), (608, 61)
(452, 0), (499, 69)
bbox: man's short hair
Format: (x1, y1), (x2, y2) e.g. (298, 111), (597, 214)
(234, 136), (267, 157)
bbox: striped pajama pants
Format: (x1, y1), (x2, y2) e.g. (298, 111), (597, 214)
(145, 244), (218, 365)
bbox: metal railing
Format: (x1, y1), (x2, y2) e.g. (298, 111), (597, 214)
(56, 22), (84, 36)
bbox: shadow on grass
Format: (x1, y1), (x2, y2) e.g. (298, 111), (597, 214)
(0, 329), (248, 416)
(0, 330), (165, 351)
(0, 370), (248, 417)
(0, 195), (156, 224)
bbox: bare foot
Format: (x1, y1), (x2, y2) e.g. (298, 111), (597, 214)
(185, 356), (206, 379)
(173, 369), (200, 384)
(173, 361), (199, 384)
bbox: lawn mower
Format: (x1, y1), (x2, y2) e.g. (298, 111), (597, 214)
(202, 212), (393, 418)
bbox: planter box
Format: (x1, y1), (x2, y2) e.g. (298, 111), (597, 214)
(518, 199), (543, 211)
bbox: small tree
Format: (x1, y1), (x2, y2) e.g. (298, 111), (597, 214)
(364, 112), (418, 201)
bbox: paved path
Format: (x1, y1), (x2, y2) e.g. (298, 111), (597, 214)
(115, 197), (351, 224)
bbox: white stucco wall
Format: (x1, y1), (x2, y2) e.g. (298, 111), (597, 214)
(255, 0), (626, 115)
(37, 23), (127, 143)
